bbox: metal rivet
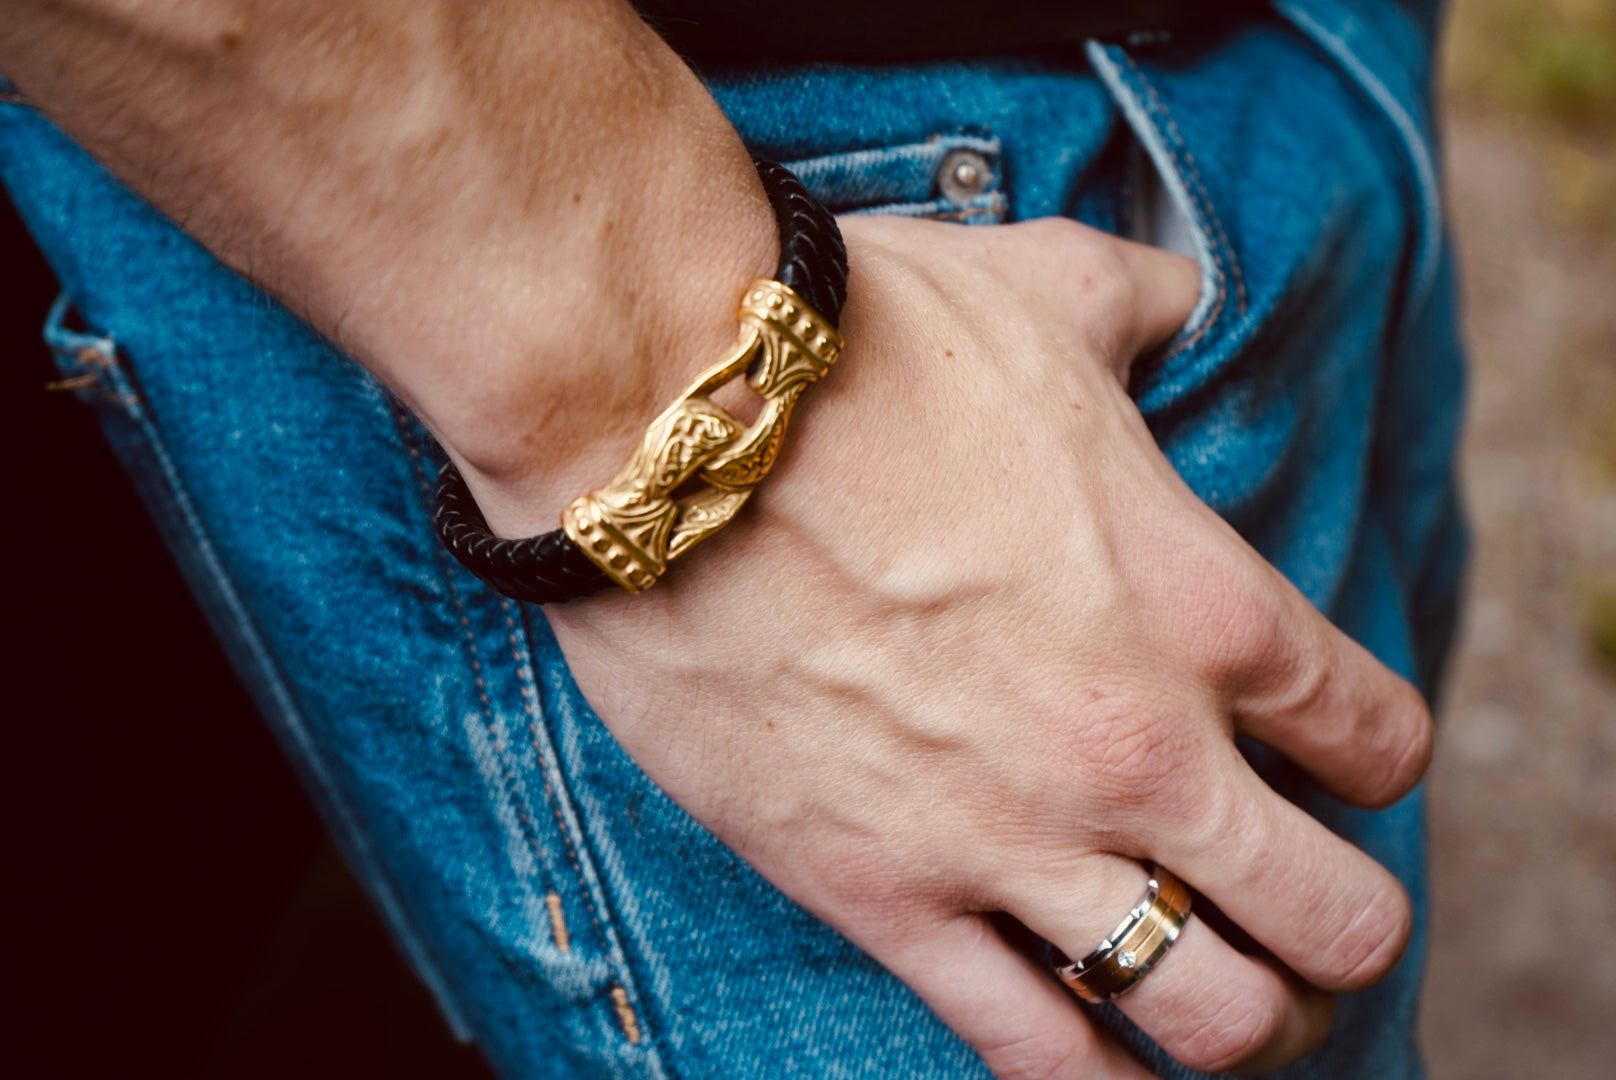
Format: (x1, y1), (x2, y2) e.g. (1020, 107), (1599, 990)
(938, 148), (992, 202)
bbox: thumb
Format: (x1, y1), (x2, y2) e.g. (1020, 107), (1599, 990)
(1111, 237), (1202, 376)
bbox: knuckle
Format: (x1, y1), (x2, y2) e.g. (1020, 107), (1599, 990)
(1027, 218), (1136, 326)
(1274, 642), (1335, 718)
(1356, 692), (1436, 806)
(1078, 708), (1192, 815)
(1179, 767), (1265, 859)
(1082, 254), (1140, 346)
(1170, 994), (1283, 1073)
(1183, 567), (1292, 689)
(1324, 884), (1414, 990)
(1024, 213), (1106, 255)
(1082, 236), (1135, 302)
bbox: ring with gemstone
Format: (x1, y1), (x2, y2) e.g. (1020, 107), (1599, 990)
(1051, 864), (1192, 1003)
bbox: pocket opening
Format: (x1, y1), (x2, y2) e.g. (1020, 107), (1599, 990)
(1086, 40), (1247, 363)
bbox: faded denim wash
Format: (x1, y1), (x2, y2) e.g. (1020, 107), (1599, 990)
(0, 0), (1464, 1076)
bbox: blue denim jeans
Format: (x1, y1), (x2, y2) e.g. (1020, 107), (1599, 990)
(0, 0), (1465, 1076)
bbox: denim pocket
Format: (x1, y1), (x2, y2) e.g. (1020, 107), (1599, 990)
(1076, 22), (1429, 621)
(1086, 42), (1251, 411)
(1084, 26), (1420, 428)
(782, 133), (1007, 224)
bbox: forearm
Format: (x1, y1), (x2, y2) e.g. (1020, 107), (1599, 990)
(1, 0), (774, 533)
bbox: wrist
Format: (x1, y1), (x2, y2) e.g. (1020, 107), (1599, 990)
(4, 0), (778, 539)
(432, 160), (849, 604)
(438, 137), (779, 539)
(353, 14), (782, 538)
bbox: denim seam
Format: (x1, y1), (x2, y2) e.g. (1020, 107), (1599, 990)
(517, 609), (684, 1080)
(438, 542), (573, 943)
(50, 348), (138, 409)
(396, 426), (663, 1068)
(1087, 42), (1224, 355)
(1087, 42), (1248, 363)
(44, 293), (139, 407)
(932, 197), (1007, 224)
(504, 606), (671, 1074)
(781, 134), (1005, 222)
(390, 406), (611, 971)
(1116, 46), (1250, 318)
(783, 132), (1001, 173)
(498, 605), (618, 963)
(781, 134), (1001, 191)
(44, 298), (471, 1040)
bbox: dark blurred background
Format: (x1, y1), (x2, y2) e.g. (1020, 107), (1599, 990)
(3, 1), (1613, 1077)
(0, 173), (490, 1077)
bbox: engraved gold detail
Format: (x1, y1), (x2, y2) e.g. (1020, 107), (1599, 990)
(562, 279), (842, 592)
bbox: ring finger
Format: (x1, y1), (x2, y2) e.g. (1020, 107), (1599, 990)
(1013, 855), (1335, 1075)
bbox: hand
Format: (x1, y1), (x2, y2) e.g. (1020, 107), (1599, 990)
(546, 214), (1435, 1077)
(1, 7), (1431, 1072)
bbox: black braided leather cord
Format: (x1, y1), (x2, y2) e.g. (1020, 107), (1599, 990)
(433, 159), (846, 604)
(756, 159), (848, 325)
(434, 464), (611, 604)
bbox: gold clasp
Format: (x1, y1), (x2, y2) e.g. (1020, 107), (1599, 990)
(561, 279), (843, 591)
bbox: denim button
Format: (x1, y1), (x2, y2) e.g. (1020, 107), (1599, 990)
(937, 148), (992, 202)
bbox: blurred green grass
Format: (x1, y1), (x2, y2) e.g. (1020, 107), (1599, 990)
(1447, 1), (1616, 679)
(1447, 0), (1616, 240)
(1586, 583), (1616, 672)
(1447, 0), (1616, 128)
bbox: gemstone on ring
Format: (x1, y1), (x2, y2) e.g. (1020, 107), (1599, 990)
(1049, 864), (1193, 1003)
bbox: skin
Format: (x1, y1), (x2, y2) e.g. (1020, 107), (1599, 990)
(2, 2), (1436, 1075)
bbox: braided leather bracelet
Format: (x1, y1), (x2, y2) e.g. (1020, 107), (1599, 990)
(434, 160), (848, 604)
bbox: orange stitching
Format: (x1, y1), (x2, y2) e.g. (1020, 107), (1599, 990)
(1163, 104), (1248, 316)
(1120, 48), (1249, 317)
(391, 407), (566, 950)
(609, 985), (643, 1045)
(929, 205), (1006, 224)
(1134, 106), (1226, 357)
(536, 765), (614, 949)
(74, 345), (115, 369)
(399, 411), (653, 1052)
(44, 373), (99, 392)
(1109, 46), (1253, 366)
(544, 891), (572, 953)
(502, 601), (657, 1051)
(67, 342), (142, 409)
(501, 607), (615, 961)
